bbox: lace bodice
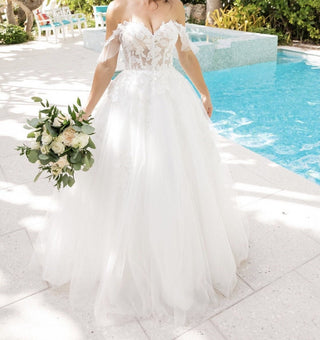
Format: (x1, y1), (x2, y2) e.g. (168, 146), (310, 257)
(97, 20), (197, 71)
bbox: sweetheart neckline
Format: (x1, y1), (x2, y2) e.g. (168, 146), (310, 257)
(118, 19), (183, 36)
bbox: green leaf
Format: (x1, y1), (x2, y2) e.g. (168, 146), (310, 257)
(73, 104), (79, 113)
(45, 121), (58, 137)
(31, 96), (43, 102)
(40, 108), (52, 114)
(38, 153), (50, 160)
(72, 125), (82, 132)
(23, 124), (33, 130)
(77, 97), (81, 106)
(87, 137), (96, 149)
(73, 163), (81, 170)
(70, 150), (82, 163)
(67, 176), (75, 187)
(68, 105), (72, 115)
(83, 154), (90, 167)
(81, 124), (95, 134)
(27, 149), (39, 163)
(39, 158), (51, 165)
(48, 151), (59, 161)
(27, 131), (35, 138)
(26, 118), (40, 128)
(33, 170), (43, 182)
(62, 174), (69, 187)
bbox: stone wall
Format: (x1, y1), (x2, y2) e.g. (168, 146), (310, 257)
(184, 4), (206, 23)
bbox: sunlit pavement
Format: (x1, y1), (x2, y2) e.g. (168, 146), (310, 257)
(1, 34), (320, 340)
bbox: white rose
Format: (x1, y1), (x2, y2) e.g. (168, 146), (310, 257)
(56, 154), (69, 168)
(51, 163), (62, 176)
(61, 126), (76, 146)
(52, 116), (62, 128)
(51, 140), (65, 155)
(40, 144), (50, 154)
(52, 112), (70, 128)
(31, 141), (40, 150)
(71, 133), (89, 149)
(56, 133), (65, 144)
(41, 130), (53, 145)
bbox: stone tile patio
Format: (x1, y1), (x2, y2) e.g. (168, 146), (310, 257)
(0, 35), (320, 340)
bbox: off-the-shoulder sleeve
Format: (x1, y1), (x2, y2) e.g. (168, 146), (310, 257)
(97, 25), (121, 63)
(174, 22), (199, 55)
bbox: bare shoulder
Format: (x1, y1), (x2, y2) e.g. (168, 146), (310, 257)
(106, 0), (126, 25)
(170, 0), (185, 24)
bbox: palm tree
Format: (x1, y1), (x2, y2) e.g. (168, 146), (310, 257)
(5, 0), (17, 25)
(206, 0), (222, 25)
(5, 0), (44, 32)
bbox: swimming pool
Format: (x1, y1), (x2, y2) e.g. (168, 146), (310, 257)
(203, 50), (320, 185)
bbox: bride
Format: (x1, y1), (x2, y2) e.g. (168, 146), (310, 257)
(29, 0), (249, 329)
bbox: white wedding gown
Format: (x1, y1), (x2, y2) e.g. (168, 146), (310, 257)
(29, 20), (249, 328)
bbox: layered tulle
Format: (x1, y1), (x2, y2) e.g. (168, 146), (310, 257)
(28, 66), (249, 328)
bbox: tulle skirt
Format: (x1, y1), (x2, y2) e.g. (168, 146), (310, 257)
(28, 66), (249, 329)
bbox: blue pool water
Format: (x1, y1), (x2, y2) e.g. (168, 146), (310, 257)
(203, 50), (320, 185)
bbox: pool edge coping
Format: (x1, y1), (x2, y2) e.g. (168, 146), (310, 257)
(278, 45), (320, 58)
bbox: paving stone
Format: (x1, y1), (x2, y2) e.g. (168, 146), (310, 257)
(0, 229), (48, 308)
(0, 285), (149, 340)
(211, 270), (320, 340)
(237, 213), (320, 290)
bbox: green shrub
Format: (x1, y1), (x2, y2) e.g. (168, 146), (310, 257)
(206, 3), (266, 32)
(0, 24), (29, 45)
(237, 0), (320, 43)
(249, 26), (291, 45)
(60, 0), (111, 15)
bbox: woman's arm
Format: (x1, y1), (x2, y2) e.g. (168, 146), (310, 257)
(175, 3), (213, 117)
(81, 4), (121, 119)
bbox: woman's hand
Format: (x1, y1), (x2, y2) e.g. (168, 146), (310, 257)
(201, 93), (213, 118)
(78, 109), (91, 122)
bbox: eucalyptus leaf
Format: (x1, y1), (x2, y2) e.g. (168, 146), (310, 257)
(73, 163), (81, 170)
(38, 153), (50, 160)
(40, 158), (51, 165)
(27, 149), (39, 163)
(81, 124), (95, 134)
(68, 176), (75, 186)
(72, 125), (82, 132)
(70, 151), (82, 163)
(87, 137), (96, 149)
(27, 118), (40, 128)
(89, 157), (94, 166)
(23, 124), (33, 130)
(45, 121), (58, 137)
(62, 174), (69, 187)
(84, 154), (90, 167)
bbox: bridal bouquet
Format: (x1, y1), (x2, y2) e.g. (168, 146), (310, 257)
(16, 96), (96, 190)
